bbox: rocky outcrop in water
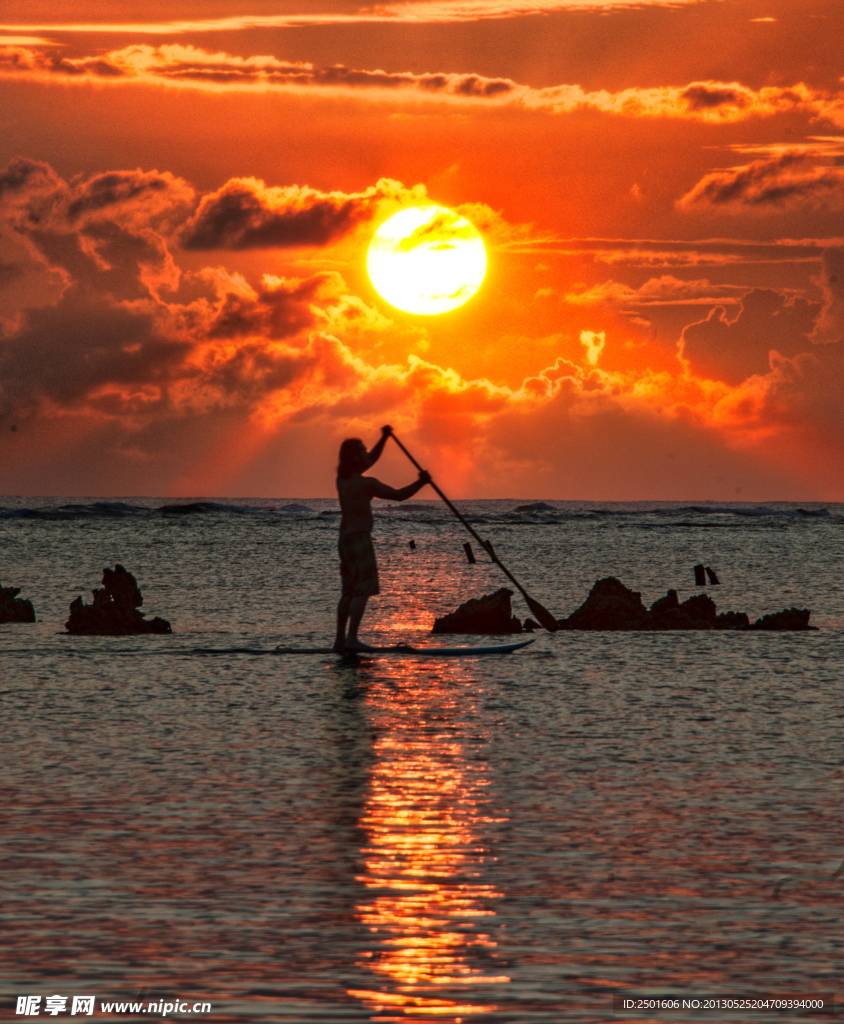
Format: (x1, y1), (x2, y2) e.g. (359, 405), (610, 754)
(747, 607), (812, 631)
(432, 588), (523, 634)
(433, 576), (815, 633)
(556, 577), (812, 631)
(561, 576), (649, 631)
(66, 564), (172, 635)
(0, 582), (35, 623)
(642, 589), (749, 631)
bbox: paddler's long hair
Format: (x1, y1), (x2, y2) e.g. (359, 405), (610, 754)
(337, 438), (366, 480)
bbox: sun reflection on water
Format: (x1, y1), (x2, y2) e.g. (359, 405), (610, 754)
(348, 660), (509, 1020)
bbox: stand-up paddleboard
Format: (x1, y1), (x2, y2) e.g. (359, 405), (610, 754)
(191, 639), (535, 657)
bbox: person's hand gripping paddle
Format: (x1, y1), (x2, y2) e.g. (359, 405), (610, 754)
(389, 431), (559, 632)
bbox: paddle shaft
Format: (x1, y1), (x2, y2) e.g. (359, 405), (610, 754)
(389, 432), (557, 628)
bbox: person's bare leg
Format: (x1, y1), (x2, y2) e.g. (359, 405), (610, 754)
(344, 595), (373, 650)
(334, 593), (352, 652)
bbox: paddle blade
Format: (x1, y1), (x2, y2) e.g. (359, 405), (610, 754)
(526, 595), (559, 633)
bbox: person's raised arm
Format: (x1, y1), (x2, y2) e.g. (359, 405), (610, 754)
(367, 470), (431, 502)
(366, 425), (392, 468)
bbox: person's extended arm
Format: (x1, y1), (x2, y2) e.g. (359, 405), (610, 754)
(366, 425), (392, 468)
(367, 470), (431, 502)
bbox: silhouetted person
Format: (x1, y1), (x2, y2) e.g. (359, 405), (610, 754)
(334, 426), (430, 651)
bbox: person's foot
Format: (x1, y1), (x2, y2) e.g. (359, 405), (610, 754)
(332, 639), (346, 653)
(343, 639), (377, 652)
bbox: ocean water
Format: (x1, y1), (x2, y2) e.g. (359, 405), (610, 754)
(1, 498), (842, 1023)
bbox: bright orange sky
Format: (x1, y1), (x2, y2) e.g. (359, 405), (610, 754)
(1, 0), (843, 498)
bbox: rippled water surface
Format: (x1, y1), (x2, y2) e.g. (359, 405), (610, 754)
(1, 499), (842, 1022)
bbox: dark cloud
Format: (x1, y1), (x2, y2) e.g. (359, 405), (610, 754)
(680, 288), (819, 385)
(132, 51), (518, 98)
(0, 285), (184, 415)
(0, 263), (354, 421)
(51, 55), (128, 78)
(0, 259), (23, 288)
(3, 44), (516, 100)
(0, 45), (128, 79)
(679, 151), (844, 210)
(0, 159), (193, 229)
(182, 182), (360, 250)
(812, 246), (844, 345)
(450, 74), (514, 97)
(29, 222), (171, 300)
(206, 273), (337, 340)
(65, 169), (186, 222)
(181, 177), (414, 251)
(681, 84), (747, 112)
(0, 159), (194, 301)
(0, 158), (371, 421)
(762, 339), (844, 448)
(189, 337), (327, 407)
(3, 42), (835, 129)
(0, 43), (522, 106)
(0, 156), (61, 201)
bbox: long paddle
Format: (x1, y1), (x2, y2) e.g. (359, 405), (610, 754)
(389, 432), (559, 633)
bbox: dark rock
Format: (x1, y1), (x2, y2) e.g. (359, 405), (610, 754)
(714, 610), (750, 630)
(0, 583), (35, 623)
(646, 588), (685, 629)
(438, 576), (815, 635)
(649, 589), (680, 617)
(103, 564), (141, 609)
(557, 576), (648, 631)
(682, 593), (717, 622)
(749, 607), (814, 631)
(556, 576), (812, 631)
(66, 564), (171, 635)
(643, 589), (716, 630)
(432, 588), (522, 634)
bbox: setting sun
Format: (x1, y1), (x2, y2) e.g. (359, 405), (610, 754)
(366, 205), (487, 315)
